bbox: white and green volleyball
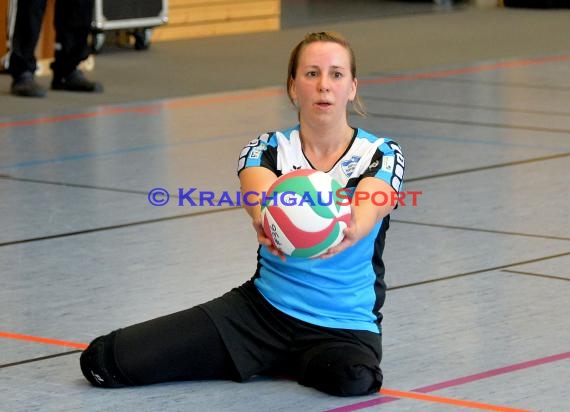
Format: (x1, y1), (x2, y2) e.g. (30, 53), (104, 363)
(260, 169), (351, 258)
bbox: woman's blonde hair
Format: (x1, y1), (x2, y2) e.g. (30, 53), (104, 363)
(286, 31), (366, 117)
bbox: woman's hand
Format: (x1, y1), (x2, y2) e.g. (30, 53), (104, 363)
(319, 177), (398, 259)
(318, 220), (362, 259)
(252, 215), (286, 261)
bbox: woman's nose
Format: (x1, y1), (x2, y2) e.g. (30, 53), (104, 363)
(318, 78), (330, 92)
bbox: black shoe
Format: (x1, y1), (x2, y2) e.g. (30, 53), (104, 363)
(52, 69), (103, 92)
(10, 71), (46, 97)
(80, 334), (128, 388)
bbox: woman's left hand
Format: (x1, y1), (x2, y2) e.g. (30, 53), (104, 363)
(317, 222), (360, 259)
(318, 177), (398, 259)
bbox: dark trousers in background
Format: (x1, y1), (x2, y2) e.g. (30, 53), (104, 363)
(9, 0), (93, 79)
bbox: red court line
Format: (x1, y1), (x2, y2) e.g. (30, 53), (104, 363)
(379, 388), (530, 412)
(0, 106), (161, 129)
(0, 331), (88, 350)
(162, 87), (284, 110)
(1, 54), (569, 130)
(326, 351), (570, 411)
(414, 351), (570, 394)
(0, 330), (566, 410)
(359, 54), (570, 86)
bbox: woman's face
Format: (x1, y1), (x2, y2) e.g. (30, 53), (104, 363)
(289, 41), (357, 125)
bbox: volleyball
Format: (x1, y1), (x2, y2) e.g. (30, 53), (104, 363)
(260, 169), (351, 258)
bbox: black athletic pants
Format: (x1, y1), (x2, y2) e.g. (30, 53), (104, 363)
(9, 0), (93, 79)
(81, 282), (383, 396)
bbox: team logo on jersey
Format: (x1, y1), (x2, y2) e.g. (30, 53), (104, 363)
(248, 147), (263, 159)
(340, 155), (361, 177)
(247, 139), (268, 159)
(381, 156), (394, 173)
(368, 160), (380, 171)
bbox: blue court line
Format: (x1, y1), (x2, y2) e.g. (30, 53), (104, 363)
(1, 127), (568, 172)
(1, 143), (172, 171)
(0, 129), (257, 171)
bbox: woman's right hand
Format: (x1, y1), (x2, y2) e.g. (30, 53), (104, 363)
(252, 216), (286, 261)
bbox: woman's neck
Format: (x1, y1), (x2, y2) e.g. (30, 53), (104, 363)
(300, 117), (352, 150)
(299, 121), (354, 171)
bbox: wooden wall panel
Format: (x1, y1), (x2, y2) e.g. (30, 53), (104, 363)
(154, 0), (280, 42)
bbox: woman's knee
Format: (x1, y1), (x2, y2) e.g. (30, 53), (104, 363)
(299, 344), (383, 396)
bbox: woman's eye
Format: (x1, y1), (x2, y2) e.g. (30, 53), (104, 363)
(333, 72), (343, 78)
(306, 71), (317, 77)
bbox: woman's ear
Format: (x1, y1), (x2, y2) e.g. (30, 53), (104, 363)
(289, 76), (297, 102)
(349, 78), (357, 101)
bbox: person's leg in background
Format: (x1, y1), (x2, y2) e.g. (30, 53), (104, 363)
(51, 0), (102, 92)
(8, 0), (48, 97)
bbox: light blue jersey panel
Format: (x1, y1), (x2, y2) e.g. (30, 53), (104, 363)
(255, 220), (383, 333)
